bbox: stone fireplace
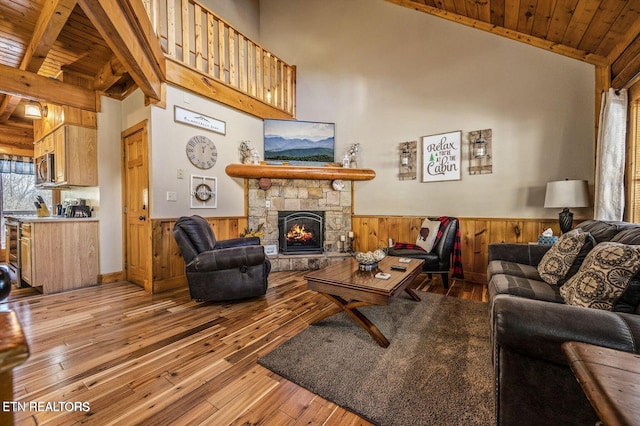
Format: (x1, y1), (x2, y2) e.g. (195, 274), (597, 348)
(247, 178), (353, 271)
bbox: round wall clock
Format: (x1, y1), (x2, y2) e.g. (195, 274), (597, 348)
(186, 135), (217, 169)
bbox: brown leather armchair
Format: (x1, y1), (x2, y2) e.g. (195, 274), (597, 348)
(173, 215), (270, 301)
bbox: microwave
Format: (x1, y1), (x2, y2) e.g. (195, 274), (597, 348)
(35, 153), (55, 185)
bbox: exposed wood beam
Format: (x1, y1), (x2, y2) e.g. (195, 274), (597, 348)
(385, 0), (609, 66)
(165, 59), (293, 120)
(0, 64), (96, 111)
(94, 55), (128, 92)
(0, 96), (22, 123)
(77, 0), (165, 101)
(0, 0), (77, 123)
(24, 0), (78, 73)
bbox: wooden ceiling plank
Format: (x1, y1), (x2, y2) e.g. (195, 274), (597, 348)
(0, 124), (32, 139)
(517, 0), (539, 34)
(477, 0), (491, 22)
(561, 0), (600, 48)
(611, 33), (640, 82)
(578, 0), (628, 53)
(605, 2), (640, 62)
(504, 0), (521, 29)
(611, 49), (640, 88)
(464, 0), (479, 20)
(77, 0), (164, 101)
(0, 63), (96, 111)
(531, 0), (557, 38)
(452, 0), (468, 17)
(546, 0), (580, 43)
(385, 0), (608, 65)
(491, 0), (507, 27)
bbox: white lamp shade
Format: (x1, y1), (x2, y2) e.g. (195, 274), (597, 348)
(544, 180), (590, 208)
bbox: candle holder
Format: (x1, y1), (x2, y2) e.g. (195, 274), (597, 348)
(345, 232), (354, 253)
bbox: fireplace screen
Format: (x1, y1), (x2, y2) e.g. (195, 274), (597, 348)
(278, 211), (324, 254)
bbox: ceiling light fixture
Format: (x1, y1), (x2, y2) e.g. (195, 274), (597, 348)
(24, 102), (48, 119)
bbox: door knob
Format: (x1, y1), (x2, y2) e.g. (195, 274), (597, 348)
(138, 215), (146, 221)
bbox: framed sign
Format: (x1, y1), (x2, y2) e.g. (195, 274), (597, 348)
(422, 131), (461, 182)
(175, 106), (226, 135)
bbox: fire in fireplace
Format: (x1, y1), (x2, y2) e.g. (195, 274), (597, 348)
(278, 211), (324, 254)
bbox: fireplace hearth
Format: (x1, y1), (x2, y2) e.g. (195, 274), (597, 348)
(278, 211), (324, 254)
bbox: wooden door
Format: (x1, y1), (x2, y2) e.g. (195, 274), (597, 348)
(122, 121), (151, 290)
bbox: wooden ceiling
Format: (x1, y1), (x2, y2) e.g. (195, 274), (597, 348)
(387, 0), (640, 84)
(1, 0), (639, 151)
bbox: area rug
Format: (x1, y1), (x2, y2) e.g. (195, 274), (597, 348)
(258, 292), (495, 425)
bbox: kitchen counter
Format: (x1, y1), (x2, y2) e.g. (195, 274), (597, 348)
(6, 215), (97, 223)
(6, 217), (99, 294)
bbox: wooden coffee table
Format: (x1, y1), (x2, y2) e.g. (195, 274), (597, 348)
(305, 256), (424, 347)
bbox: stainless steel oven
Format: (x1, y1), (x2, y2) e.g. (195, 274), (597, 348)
(5, 219), (21, 286)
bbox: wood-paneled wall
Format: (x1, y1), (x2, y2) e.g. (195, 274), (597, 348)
(150, 214), (567, 289)
(151, 216), (247, 291)
(352, 216), (563, 284)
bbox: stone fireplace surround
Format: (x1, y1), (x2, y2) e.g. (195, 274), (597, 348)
(247, 178), (353, 271)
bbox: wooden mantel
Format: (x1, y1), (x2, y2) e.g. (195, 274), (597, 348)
(225, 164), (376, 181)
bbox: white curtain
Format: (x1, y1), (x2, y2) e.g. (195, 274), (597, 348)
(594, 88), (628, 220)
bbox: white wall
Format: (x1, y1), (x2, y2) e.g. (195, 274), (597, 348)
(200, 0), (260, 40)
(96, 96), (123, 274)
(259, 0), (596, 218)
(149, 85), (263, 218)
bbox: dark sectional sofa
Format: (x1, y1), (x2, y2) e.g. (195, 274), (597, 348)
(487, 220), (640, 425)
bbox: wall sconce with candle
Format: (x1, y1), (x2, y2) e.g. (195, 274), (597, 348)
(398, 141), (417, 180)
(468, 129), (492, 175)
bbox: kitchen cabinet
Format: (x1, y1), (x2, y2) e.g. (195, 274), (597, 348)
(19, 224), (31, 285)
(34, 133), (54, 158)
(32, 103), (96, 142)
(34, 124), (98, 187)
(15, 218), (99, 294)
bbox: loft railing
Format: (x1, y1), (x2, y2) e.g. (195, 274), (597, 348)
(142, 0), (295, 117)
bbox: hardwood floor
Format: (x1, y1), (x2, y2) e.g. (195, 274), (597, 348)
(3, 272), (487, 425)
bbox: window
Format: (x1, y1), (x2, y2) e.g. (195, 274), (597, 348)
(0, 156), (52, 247)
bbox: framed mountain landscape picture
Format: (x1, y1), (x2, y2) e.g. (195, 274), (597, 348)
(264, 119), (335, 165)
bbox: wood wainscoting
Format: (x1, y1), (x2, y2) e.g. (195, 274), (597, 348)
(151, 216), (248, 292)
(352, 216), (566, 284)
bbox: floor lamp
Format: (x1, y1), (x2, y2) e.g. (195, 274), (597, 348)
(544, 179), (590, 234)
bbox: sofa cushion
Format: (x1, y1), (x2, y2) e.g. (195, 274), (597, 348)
(560, 242), (640, 311)
(610, 227), (640, 245)
(489, 274), (564, 304)
(415, 218), (440, 252)
(487, 260), (541, 281)
(576, 220), (624, 243)
(537, 229), (595, 285)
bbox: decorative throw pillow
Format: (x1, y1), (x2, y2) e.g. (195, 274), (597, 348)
(415, 219), (440, 252)
(560, 242), (640, 311)
(537, 229), (593, 285)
